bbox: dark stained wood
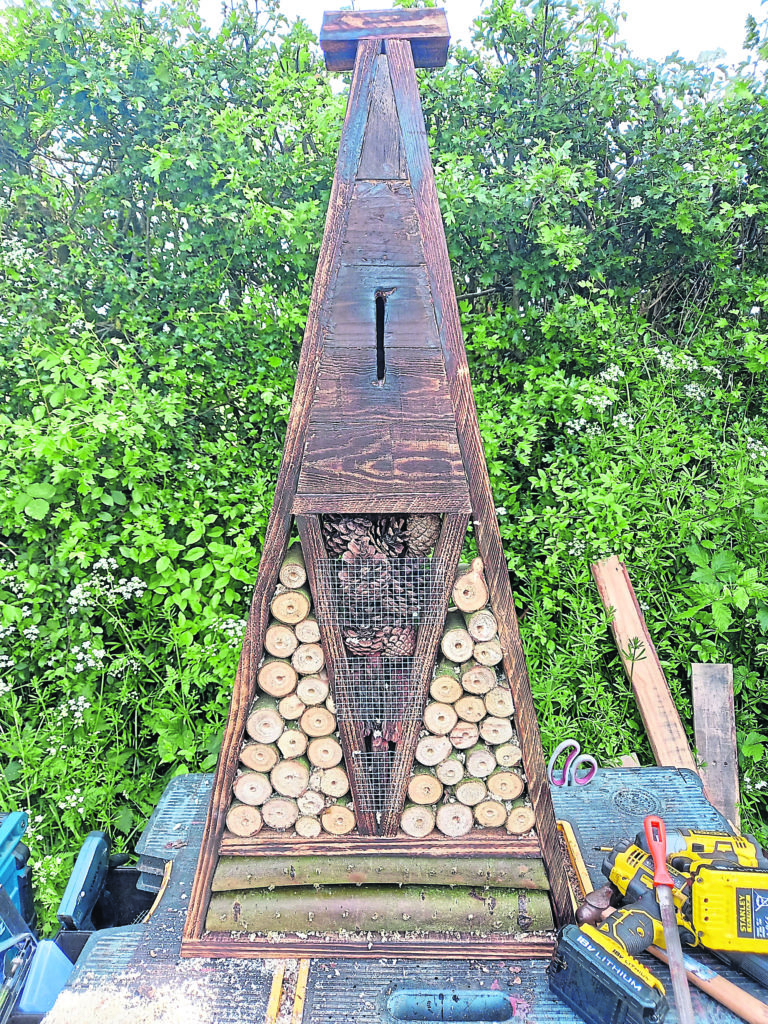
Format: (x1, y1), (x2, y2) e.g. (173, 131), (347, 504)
(299, 421), (466, 496)
(320, 9), (450, 72)
(381, 513), (469, 834)
(298, 258), (468, 498)
(187, 16), (574, 958)
(692, 663), (740, 829)
(182, 38), (381, 947)
(387, 38), (573, 928)
(220, 831), (542, 858)
(181, 934), (555, 961)
(297, 514), (377, 836)
(341, 182), (422, 265)
(591, 556), (698, 773)
(291, 493), (472, 514)
(326, 265), (440, 347)
(357, 55), (405, 180)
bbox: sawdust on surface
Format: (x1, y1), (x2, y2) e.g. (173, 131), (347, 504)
(42, 958), (282, 1024)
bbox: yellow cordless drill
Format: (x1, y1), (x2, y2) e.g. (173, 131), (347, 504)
(604, 828), (768, 985)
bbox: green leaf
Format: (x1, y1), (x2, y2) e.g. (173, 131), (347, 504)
(711, 602), (733, 631)
(4, 762), (20, 782)
(156, 555), (172, 574)
(24, 498), (49, 520)
(113, 805), (134, 834)
(685, 544), (709, 568)
(184, 547), (205, 561)
(732, 587), (750, 612)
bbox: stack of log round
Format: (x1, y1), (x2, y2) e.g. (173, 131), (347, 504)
(226, 542), (355, 839)
(400, 558), (536, 839)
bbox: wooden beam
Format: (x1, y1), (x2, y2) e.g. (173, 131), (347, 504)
(181, 37), (381, 950)
(591, 556), (697, 773)
(692, 663), (740, 828)
(387, 36), (574, 929)
(320, 9), (450, 71)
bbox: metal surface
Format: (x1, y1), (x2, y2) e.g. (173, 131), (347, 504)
(658, 886), (696, 1024)
(55, 775), (272, 1024)
(46, 769), (768, 1023)
(551, 768), (729, 890)
(303, 959), (578, 1024)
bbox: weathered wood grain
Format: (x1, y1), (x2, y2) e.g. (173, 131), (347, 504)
(219, 831), (542, 858)
(320, 9), (450, 72)
(591, 556), (697, 773)
(387, 37), (573, 927)
(357, 55), (405, 179)
(341, 182), (422, 265)
(290, 493), (472, 514)
(692, 663), (740, 828)
(181, 934), (555, 961)
(182, 39), (381, 947)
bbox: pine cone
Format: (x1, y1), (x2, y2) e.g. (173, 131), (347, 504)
(382, 623), (417, 657)
(405, 513), (442, 556)
(321, 515), (375, 556)
(370, 515), (408, 557)
(343, 624), (386, 656)
(339, 541), (392, 607)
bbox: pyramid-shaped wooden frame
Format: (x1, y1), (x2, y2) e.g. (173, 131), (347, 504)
(182, 9), (572, 958)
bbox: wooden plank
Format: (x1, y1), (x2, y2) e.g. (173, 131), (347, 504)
(387, 37), (574, 929)
(291, 493), (472, 514)
(297, 514), (377, 835)
(357, 55), (406, 180)
(182, 39), (381, 947)
(692, 663), (740, 828)
(320, 9), (450, 72)
(591, 556), (697, 774)
(326, 264), (442, 348)
(181, 934), (555, 961)
(341, 181), (423, 265)
(381, 512), (469, 834)
(298, 421), (466, 496)
(219, 832), (542, 858)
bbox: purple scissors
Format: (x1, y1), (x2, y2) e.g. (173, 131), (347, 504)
(547, 739), (598, 787)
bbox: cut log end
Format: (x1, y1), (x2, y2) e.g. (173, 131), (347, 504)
(226, 802), (263, 838)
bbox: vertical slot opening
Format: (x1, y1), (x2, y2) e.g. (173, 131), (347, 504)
(375, 291), (386, 386)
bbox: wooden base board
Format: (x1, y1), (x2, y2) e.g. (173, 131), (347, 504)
(181, 933), (555, 960)
(219, 831), (541, 858)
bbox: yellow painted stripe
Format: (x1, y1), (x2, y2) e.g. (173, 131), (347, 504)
(265, 962), (285, 1024)
(291, 959), (310, 1024)
(558, 819), (593, 901)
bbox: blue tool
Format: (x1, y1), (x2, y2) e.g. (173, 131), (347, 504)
(547, 740), (598, 787)
(57, 831), (110, 930)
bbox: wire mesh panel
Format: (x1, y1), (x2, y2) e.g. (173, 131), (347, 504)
(351, 750), (400, 813)
(316, 557), (446, 629)
(333, 657), (420, 722)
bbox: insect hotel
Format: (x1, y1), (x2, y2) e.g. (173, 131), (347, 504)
(182, 8), (572, 959)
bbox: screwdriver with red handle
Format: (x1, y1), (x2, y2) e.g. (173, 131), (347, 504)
(644, 814), (695, 1024)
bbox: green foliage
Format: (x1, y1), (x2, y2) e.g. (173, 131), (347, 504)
(0, 0), (767, 926)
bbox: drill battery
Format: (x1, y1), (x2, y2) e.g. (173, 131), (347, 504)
(548, 925), (668, 1024)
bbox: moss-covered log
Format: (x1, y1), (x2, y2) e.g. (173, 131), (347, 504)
(205, 884), (553, 935)
(211, 853), (550, 892)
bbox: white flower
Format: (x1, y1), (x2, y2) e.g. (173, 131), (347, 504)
(630, 196), (643, 209)
(597, 364), (625, 384)
(612, 412), (635, 428)
(683, 382), (707, 401)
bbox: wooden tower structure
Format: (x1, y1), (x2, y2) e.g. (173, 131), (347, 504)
(182, 8), (573, 959)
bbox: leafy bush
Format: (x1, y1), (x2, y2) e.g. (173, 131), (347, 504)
(0, 0), (767, 927)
